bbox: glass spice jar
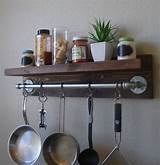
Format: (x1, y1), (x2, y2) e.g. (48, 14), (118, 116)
(52, 27), (68, 64)
(35, 29), (52, 66)
(72, 36), (88, 63)
(21, 50), (35, 67)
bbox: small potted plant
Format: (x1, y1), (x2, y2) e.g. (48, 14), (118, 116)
(89, 18), (117, 61)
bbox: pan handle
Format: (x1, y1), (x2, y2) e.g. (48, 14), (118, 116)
(23, 91), (29, 125)
(114, 84), (122, 147)
(59, 84), (65, 133)
(101, 145), (119, 164)
(88, 95), (93, 149)
(114, 102), (122, 148)
(114, 103), (122, 133)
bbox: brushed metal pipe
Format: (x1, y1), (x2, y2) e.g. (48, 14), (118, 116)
(16, 82), (141, 90)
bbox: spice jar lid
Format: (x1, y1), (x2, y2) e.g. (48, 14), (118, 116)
(119, 37), (134, 42)
(72, 36), (88, 42)
(37, 29), (50, 35)
(22, 50), (34, 54)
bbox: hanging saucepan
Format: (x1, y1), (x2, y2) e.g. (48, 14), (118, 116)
(42, 85), (80, 165)
(8, 91), (41, 165)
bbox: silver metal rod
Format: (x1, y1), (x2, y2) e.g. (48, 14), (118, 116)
(16, 82), (136, 89)
(16, 76), (147, 95)
(16, 83), (135, 89)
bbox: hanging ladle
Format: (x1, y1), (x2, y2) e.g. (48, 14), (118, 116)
(78, 86), (99, 165)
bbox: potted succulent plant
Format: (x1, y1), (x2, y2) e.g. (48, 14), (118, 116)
(89, 18), (117, 61)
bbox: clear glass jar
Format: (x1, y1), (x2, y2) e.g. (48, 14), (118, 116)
(72, 36), (88, 63)
(52, 27), (69, 64)
(35, 29), (52, 66)
(21, 50), (35, 67)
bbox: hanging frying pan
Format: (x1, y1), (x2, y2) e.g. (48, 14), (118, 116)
(8, 91), (41, 165)
(42, 86), (80, 165)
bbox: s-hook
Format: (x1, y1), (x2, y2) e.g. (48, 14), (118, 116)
(22, 88), (29, 125)
(38, 83), (47, 129)
(114, 83), (122, 148)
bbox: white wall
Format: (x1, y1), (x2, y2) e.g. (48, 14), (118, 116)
(0, 0), (160, 164)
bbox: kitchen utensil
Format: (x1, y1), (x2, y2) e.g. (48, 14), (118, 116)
(78, 93), (99, 165)
(42, 85), (79, 165)
(101, 102), (122, 164)
(38, 87), (47, 129)
(101, 85), (131, 165)
(8, 91), (41, 165)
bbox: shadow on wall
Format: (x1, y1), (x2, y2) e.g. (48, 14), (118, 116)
(117, 27), (160, 99)
(97, 144), (134, 164)
(136, 42), (160, 99)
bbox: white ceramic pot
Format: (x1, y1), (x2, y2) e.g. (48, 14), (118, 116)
(90, 42), (113, 62)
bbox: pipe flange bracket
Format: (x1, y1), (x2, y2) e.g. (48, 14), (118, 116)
(130, 76), (147, 94)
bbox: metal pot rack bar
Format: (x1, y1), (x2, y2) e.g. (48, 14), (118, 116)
(16, 76), (147, 94)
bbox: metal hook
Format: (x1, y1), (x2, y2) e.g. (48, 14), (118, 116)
(22, 85), (28, 98)
(88, 83), (93, 97)
(38, 83), (47, 104)
(114, 83), (121, 102)
(22, 90), (29, 125)
(60, 83), (65, 98)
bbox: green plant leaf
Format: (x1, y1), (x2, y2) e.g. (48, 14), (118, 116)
(88, 18), (118, 42)
(88, 32), (99, 42)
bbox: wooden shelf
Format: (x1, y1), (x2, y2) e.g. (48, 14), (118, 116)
(4, 55), (153, 98)
(5, 58), (141, 77)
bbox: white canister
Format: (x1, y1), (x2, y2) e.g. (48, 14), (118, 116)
(117, 37), (136, 60)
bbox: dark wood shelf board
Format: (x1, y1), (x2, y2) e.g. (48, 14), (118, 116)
(4, 54), (153, 98)
(5, 58), (141, 76)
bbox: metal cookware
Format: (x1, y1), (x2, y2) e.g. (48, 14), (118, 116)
(101, 86), (131, 165)
(8, 91), (41, 165)
(42, 86), (80, 165)
(38, 89), (47, 129)
(78, 94), (99, 165)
